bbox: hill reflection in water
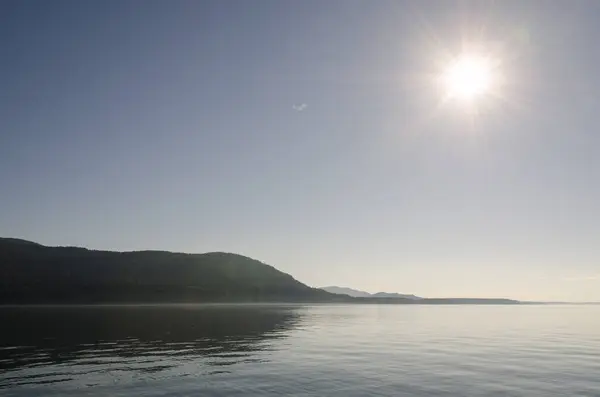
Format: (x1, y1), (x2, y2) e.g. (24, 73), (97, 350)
(0, 304), (304, 386)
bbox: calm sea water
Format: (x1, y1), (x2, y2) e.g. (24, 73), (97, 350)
(1, 304), (599, 396)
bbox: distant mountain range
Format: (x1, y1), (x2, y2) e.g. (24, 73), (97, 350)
(0, 237), (519, 305)
(320, 286), (422, 300)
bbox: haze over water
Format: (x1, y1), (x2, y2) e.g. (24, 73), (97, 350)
(1, 305), (599, 396)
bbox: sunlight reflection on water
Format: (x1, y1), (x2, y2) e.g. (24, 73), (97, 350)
(1, 304), (599, 396)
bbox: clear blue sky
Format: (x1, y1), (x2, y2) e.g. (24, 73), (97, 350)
(2, 0), (599, 301)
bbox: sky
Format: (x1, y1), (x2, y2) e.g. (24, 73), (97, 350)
(2, 0), (600, 301)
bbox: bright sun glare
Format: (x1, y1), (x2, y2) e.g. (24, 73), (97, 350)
(442, 54), (493, 102)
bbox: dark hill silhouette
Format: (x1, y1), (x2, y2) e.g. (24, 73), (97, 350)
(0, 238), (520, 305)
(0, 238), (339, 304)
(1, 238), (42, 246)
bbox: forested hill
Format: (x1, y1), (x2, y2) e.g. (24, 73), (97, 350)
(0, 238), (339, 304)
(0, 238), (520, 305)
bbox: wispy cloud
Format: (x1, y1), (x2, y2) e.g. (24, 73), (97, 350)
(292, 103), (307, 111)
(563, 274), (600, 282)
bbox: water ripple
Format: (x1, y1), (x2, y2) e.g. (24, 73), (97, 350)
(1, 305), (599, 396)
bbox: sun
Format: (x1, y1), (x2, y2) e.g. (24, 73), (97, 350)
(441, 54), (494, 102)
